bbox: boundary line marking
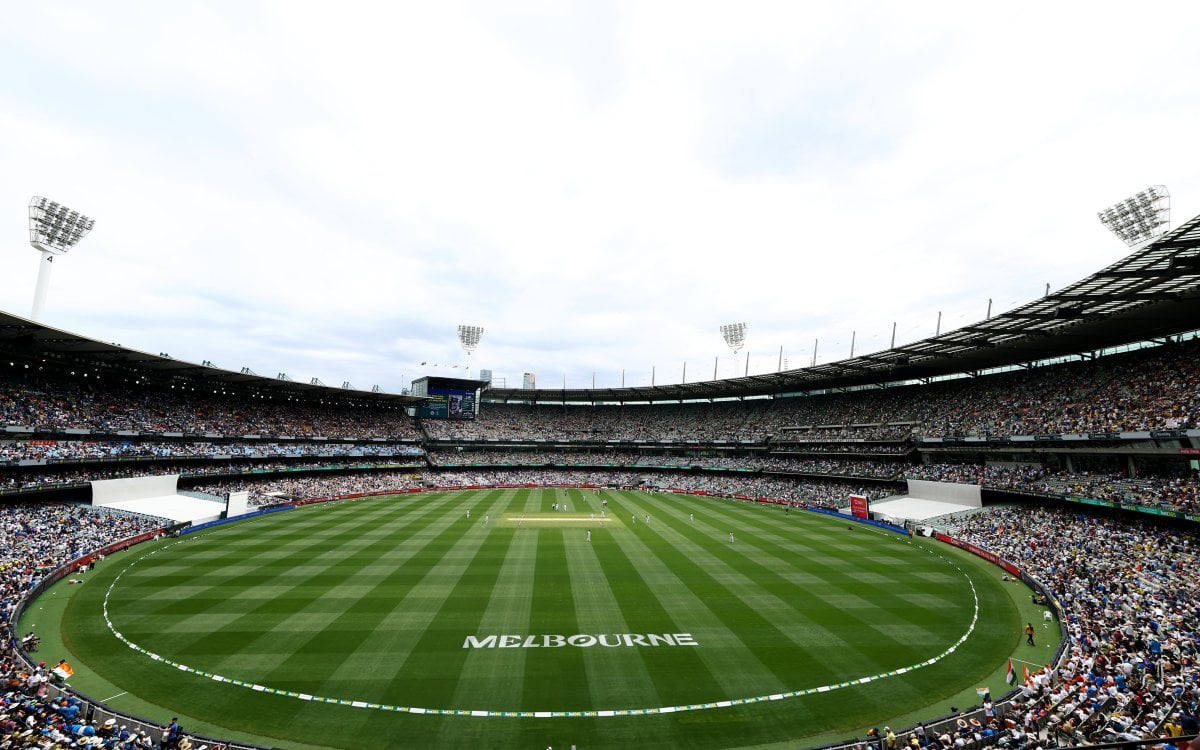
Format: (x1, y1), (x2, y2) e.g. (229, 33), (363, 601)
(100, 530), (980, 718)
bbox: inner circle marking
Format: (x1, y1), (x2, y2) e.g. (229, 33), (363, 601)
(102, 532), (980, 718)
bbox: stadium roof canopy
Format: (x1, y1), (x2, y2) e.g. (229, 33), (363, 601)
(0, 313), (422, 405)
(1, 209), (1199, 406)
(486, 209), (1200, 403)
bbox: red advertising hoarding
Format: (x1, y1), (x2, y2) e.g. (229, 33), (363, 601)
(849, 494), (869, 519)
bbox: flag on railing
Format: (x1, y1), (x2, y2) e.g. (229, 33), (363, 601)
(52, 660), (74, 681)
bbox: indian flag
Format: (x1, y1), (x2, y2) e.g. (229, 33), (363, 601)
(52, 661), (75, 681)
(1005, 659), (1015, 685)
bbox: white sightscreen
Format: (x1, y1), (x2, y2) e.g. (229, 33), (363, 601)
(905, 479), (982, 507)
(226, 490), (250, 518)
(91, 475), (180, 505)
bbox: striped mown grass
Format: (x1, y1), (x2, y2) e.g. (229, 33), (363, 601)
(56, 488), (1019, 749)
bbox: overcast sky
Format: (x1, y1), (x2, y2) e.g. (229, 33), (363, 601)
(2, 2), (1199, 393)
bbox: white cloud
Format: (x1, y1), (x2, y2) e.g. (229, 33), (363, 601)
(2, 1), (1199, 393)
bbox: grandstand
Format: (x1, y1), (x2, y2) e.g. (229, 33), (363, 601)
(2, 211), (1200, 748)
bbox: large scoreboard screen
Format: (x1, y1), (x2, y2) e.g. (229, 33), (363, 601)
(418, 386), (477, 420)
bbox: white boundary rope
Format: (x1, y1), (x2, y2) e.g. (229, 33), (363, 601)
(101, 533), (979, 718)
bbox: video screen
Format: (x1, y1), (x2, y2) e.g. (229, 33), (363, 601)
(417, 386), (476, 420)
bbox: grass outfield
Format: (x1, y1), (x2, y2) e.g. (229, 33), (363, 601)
(44, 489), (1024, 749)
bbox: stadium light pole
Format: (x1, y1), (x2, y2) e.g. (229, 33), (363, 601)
(28, 196), (95, 321)
(1098, 185), (1170, 247)
(720, 322), (746, 379)
(457, 325), (484, 378)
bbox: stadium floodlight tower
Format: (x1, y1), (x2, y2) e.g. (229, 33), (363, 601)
(720, 322), (747, 378)
(1097, 185), (1170, 248)
(457, 324), (484, 378)
(28, 196), (95, 321)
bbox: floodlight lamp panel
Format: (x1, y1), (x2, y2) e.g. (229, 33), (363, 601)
(457, 324), (484, 352)
(720, 322), (747, 352)
(1097, 185), (1169, 247)
(29, 196), (95, 254)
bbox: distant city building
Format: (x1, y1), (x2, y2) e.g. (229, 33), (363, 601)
(479, 368), (493, 384)
(523, 372), (537, 389)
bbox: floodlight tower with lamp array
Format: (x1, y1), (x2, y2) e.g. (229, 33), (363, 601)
(457, 324), (484, 378)
(28, 196), (96, 321)
(1097, 185), (1169, 247)
(720, 322), (747, 378)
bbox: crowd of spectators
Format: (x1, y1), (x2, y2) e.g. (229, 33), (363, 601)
(1, 460), (424, 496)
(427, 449), (691, 467)
(188, 472), (425, 507)
(758, 457), (904, 478)
(774, 425), (916, 441)
(943, 505), (1199, 748)
(6, 448), (1196, 516)
(425, 339), (1199, 441)
(188, 470), (894, 508)
(771, 443), (911, 455)
(1031, 475), (1200, 515)
(905, 463), (1051, 488)
(422, 401), (779, 442)
(0, 374), (419, 440)
(903, 464), (1200, 516)
(5, 445), (1196, 518)
(0, 441), (422, 464)
(431, 452), (1188, 513)
(2, 502), (171, 749)
(1, 341), (1196, 514)
(4, 338), (1198, 449)
(427, 449), (909, 472)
